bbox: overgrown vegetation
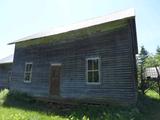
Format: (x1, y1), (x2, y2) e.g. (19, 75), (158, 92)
(144, 46), (160, 67)
(137, 45), (160, 94)
(0, 89), (160, 120)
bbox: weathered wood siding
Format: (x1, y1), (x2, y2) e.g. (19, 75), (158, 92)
(10, 20), (137, 105)
(0, 63), (12, 88)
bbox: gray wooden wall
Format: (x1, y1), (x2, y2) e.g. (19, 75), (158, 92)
(11, 23), (137, 105)
(0, 63), (12, 88)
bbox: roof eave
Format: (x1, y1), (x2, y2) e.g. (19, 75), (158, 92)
(8, 8), (135, 45)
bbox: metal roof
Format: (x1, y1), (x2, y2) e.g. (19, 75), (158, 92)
(9, 8), (135, 44)
(0, 55), (13, 64)
(145, 67), (160, 78)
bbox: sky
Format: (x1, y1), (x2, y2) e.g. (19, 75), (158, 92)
(0, 0), (160, 59)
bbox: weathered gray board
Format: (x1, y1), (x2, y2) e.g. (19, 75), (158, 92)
(0, 63), (12, 88)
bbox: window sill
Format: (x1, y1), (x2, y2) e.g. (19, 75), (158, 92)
(23, 81), (31, 83)
(86, 82), (101, 85)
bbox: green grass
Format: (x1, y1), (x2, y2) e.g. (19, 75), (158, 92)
(0, 89), (160, 120)
(0, 107), (64, 120)
(145, 90), (160, 99)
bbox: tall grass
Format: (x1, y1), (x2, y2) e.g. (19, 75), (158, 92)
(0, 89), (159, 120)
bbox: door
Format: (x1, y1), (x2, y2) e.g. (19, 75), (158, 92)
(50, 64), (61, 96)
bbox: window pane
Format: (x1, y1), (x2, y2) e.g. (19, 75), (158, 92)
(93, 71), (99, 82)
(87, 58), (100, 83)
(93, 59), (98, 70)
(88, 60), (92, 70)
(25, 73), (31, 81)
(26, 65), (29, 71)
(28, 64), (32, 71)
(88, 72), (93, 82)
(26, 64), (32, 72)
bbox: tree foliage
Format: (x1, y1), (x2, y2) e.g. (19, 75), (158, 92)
(137, 45), (160, 94)
(138, 46), (148, 65)
(139, 46), (160, 68)
(145, 55), (158, 67)
(156, 46), (160, 55)
(137, 46), (149, 93)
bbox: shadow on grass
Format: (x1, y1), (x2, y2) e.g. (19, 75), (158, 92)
(136, 92), (160, 115)
(1, 90), (159, 120)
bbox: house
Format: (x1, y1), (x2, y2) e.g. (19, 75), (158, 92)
(9, 8), (138, 105)
(0, 55), (13, 89)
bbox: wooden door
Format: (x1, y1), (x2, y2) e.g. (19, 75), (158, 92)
(50, 65), (61, 96)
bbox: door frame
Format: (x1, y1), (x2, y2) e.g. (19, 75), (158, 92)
(49, 63), (62, 96)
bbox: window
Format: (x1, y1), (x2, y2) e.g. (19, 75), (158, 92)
(24, 62), (32, 83)
(86, 57), (100, 84)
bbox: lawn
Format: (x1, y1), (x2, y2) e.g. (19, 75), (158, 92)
(0, 89), (160, 120)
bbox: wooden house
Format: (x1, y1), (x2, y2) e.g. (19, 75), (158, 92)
(9, 9), (138, 105)
(0, 55), (13, 89)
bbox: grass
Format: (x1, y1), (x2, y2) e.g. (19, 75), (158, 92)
(0, 89), (160, 120)
(145, 90), (160, 99)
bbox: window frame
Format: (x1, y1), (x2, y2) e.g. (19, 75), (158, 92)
(24, 62), (33, 83)
(86, 57), (101, 85)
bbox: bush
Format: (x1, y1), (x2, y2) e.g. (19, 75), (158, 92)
(6, 90), (35, 103)
(0, 89), (9, 105)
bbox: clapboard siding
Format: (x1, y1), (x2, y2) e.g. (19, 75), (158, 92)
(10, 22), (137, 105)
(0, 64), (12, 88)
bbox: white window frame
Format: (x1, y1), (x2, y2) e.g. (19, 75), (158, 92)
(51, 63), (62, 66)
(86, 57), (101, 85)
(24, 62), (33, 83)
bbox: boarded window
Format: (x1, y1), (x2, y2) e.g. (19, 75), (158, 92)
(86, 58), (100, 84)
(24, 63), (32, 83)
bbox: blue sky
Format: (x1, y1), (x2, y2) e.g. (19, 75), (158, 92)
(0, 0), (160, 59)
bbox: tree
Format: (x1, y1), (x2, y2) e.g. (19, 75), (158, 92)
(145, 46), (160, 67)
(137, 46), (148, 94)
(138, 46), (148, 64)
(143, 46), (160, 96)
(156, 46), (160, 55)
(137, 46), (160, 96)
(145, 55), (157, 67)
(155, 46), (160, 65)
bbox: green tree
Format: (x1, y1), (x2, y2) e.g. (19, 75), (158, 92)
(156, 46), (160, 55)
(137, 46), (149, 94)
(145, 55), (157, 67)
(138, 46), (148, 64)
(144, 46), (160, 67)
(155, 46), (160, 65)
(143, 46), (160, 96)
